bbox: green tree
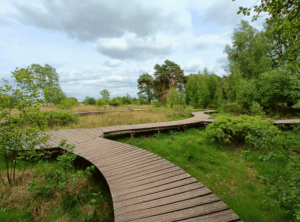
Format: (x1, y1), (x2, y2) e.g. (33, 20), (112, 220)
(236, 78), (256, 113)
(99, 89), (111, 102)
(224, 20), (274, 80)
(82, 96), (96, 105)
(166, 85), (186, 109)
(0, 76), (51, 186)
(153, 60), (186, 104)
(43, 85), (66, 105)
(137, 73), (154, 104)
(223, 65), (243, 102)
(235, 0), (300, 67)
(11, 64), (60, 103)
(256, 65), (300, 110)
(184, 73), (210, 108)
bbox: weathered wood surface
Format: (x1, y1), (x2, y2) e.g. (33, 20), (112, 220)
(31, 110), (241, 221)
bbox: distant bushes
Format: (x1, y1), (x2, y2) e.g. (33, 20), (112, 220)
(82, 96), (96, 105)
(57, 97), (78, 110)
(109, 98), (122, 106)
(38, 111), (79, 127)
(96, 98), (107, 106)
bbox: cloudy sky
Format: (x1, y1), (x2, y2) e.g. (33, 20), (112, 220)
(0, 0), (268, 102)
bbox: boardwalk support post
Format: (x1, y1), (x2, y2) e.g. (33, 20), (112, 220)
(158, 129), (160, 134)
(131, 132), (135, 139)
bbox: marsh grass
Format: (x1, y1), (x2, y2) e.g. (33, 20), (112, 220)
(105, 127), (298, 222)
(43, 105), (196, 131)
(0, 155), (114, 222)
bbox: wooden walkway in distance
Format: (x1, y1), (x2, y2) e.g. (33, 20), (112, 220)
(33, 109), (300, 221)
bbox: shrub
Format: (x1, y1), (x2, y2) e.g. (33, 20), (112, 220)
(108, 98), (122, 106)
(96, 99), (106, 106)
(21, 111), (80, 127)
(26, 140), (95, 195)
(153, 101), (161, 108)
(138, 95), (149, 105)
(206, 115), (278, 148)
(82, 96), (96, 105)
(57, 97), (78, 109)
(250, 101), (265, 117)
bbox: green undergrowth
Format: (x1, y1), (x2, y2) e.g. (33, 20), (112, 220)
(105, 127), (297, 222)
(0, 152), (114, 222)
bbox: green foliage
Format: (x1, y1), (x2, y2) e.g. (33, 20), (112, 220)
(0, 77), (51, 187)
(96, 98), (107, 106)
(166, 85), (186, 109)
(250, 101), (265, 117)
(11, 64), (61, 103)
(256, 66), (300, 109)
(99, 89), (110, 102)
(137, 95), (149, 105)
(121, 93), (133, 105)
(43, 85), (66, 105)
(153, 101), (161, 108)
(224, 20), (274, 80)
(235, 79), (256, 113)
(185, 69), (220, 108)
(137, 73), (155, 104)
(57, 97), (78, 110)
(82, 96), (96, 105)
(26, 140), (95, 195)
(35, 111), (79, 127)
(153, 60), (186, 104)
(206, 115), (278, 147)
(108, 97), (122, 106)
(237, 0), (300, 68)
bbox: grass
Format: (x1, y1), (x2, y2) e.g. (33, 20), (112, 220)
(104, 127), (299, 222)
(42, 104), (198, 131)
(0, 154), (114, 222)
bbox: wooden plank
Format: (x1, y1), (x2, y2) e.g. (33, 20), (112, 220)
(109, 167), (182, 190)
(127, 201), (229, 222)
(115, 188), (212, 216)
(179, 209), (240, 222)
(116, 194), (220, 222)
(112, 173), (193, 198)
(113, 177), (198, 203)
(113, 182), (204, 210)
(110, 169), (184, 192)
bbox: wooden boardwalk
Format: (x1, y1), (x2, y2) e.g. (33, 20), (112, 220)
(27, 109), (300, 221)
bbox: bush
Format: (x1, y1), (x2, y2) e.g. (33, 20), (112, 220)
(57, 97), (78, 110)
(108, 98), (122, 106)
(26, 140), (95, 195)
(82, 96), (96, 105)
(96, 99), (106, 106)
(153, 101), (161, 108)
(250, 101), (265, 117)
(21, 111), (80, 127)
(206, 115), (278, 148)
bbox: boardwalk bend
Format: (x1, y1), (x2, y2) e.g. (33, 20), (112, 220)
(25, 109), (300, 221)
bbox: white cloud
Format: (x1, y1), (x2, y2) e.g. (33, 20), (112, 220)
(95, 33), (175, 61)
(102, 60), (122, 68)
(193, 33), (231, 50)
(184, 58), (203, 73)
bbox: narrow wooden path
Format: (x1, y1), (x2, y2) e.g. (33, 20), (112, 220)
(34, 109), (300, 221)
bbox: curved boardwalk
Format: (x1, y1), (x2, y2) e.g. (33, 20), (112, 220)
(34, 109), (300, 221)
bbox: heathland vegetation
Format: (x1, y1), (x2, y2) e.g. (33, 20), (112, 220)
(1, 1), (300, 221)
